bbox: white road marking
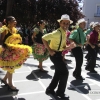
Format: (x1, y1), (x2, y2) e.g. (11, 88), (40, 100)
(81, 72), (100, 87)
(18, 91), (44, 96)
(0, 54), (100, 100)
(68, 82), (92, 100)
(46, 63), (94, 100)
(28, 66), (46, 90)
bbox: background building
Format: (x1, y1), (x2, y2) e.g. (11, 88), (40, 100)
(83, 0), (100, 28)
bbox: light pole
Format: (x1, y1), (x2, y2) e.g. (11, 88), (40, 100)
(87, 18), (89, 29)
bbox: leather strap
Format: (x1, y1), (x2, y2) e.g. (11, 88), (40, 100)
(57, 30), (62, 51)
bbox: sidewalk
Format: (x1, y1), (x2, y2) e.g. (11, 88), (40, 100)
(0, 51), (100, 100)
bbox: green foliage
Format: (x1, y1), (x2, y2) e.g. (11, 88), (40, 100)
(0, 0), (7, 21)
(0, 0), (84, 30)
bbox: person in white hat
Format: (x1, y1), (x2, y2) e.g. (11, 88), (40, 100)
(76, 18), (87, 26)
(85, 22), (100, 73)
(42, 14), (75, 99)
(92, 22), (100, 29)
(85, 22), (94, 36)
(69, 18), (87, 80)
(85, 21), (94, 61)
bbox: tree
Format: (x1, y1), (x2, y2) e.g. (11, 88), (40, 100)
(0, 0), (7, 21)
(34, 0), (84, 31)
(6, 0), (14, 17)
(0, 0), (84, 31)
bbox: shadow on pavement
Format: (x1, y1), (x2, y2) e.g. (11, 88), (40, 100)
(50, 65), (73, 70)
(49, 94), (69, 100)
(0, 97), (16, 100)
(66, 54), (74, 57)
(18, 98), (26, 100)
(50, 65), (55, 70)
(68, 80), (91, 94)
(96, 57), (100, 60)
(0, 70), (3, 73)
(0, 86), (19, 100)
(95, 64), (99, 68)
(64, 59), (72, 64)
(26, 72), (38, 81)
(0, 70), (6, 76)
(0, 97), (26, 100)
(87, 72), (100, 82)
(33, 69), (52, 79)
(26, 69), (52, 80)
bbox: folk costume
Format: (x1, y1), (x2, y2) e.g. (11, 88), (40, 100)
(0, 25), (32, 73)
(32, 27), (49, 62)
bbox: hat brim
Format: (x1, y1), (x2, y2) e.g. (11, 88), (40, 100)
(57, 19), (73, 24)
(92, 24), (100, 28)
(77, 21), (87, 25)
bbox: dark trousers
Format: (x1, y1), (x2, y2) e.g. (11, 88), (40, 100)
(48, 52), (69, 94)
(86, 44), (99, 61)
(72, 47), (83, 77)
(86, 45), (97, 70)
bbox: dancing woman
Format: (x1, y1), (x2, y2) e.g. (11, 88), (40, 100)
(31, 20), (49, 72)
(0, 16), (32, 91)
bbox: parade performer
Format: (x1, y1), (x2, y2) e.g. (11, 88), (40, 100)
(0, 16), (32, 91)
(69, 18), (87, 80)
(31, 20), (49, 72)
(42, 14), (75, 99)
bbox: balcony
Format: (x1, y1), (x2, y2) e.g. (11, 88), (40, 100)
(94, 13), (100, 17)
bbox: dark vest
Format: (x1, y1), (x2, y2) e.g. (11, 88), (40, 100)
(34, 31), (43, 44)
(2, 32), (12, 47)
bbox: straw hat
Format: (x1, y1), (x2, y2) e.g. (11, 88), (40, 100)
(76, 18), (87, 25)
(92, 22), (100, 28)
(89, 22), (94, 27)
(57, 14), (73, 24)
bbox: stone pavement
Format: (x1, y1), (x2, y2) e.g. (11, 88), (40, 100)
(0, 50), (100, 100)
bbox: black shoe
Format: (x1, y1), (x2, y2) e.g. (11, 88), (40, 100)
(75, 76), (85, 80)
(56, 92), (69, 99)
(45, 88), (55, 96)
(0, 79), (8, 86)
(90, 70), (97, 73)
(8, 86), (19, 91)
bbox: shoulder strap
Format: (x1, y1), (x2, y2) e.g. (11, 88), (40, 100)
(57, 30), (62, 51)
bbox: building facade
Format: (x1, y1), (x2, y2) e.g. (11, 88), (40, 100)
(83, 0), (100, 28)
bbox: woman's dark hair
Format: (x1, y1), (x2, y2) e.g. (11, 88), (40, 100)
(3, 16), (15, 26)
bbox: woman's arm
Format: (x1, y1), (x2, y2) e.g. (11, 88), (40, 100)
(31, 32), (36, 43)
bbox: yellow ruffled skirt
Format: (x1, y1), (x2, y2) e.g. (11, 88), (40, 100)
(0, 34), (32, 73)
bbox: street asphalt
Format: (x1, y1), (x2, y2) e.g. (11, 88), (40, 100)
(0, 50), (100, 100)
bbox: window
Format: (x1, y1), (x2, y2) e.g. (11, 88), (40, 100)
(97, 5), (100, 15)
(94, 5), (100, 17)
